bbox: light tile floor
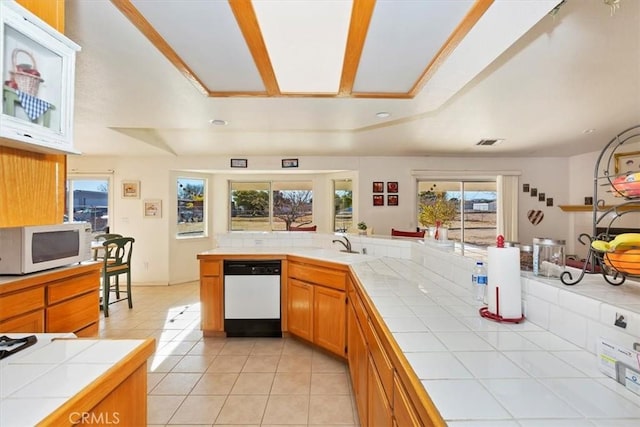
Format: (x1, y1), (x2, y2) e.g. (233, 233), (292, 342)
(99, 282), (359, 426)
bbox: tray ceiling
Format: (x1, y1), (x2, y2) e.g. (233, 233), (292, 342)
(64, 0), (640, 158)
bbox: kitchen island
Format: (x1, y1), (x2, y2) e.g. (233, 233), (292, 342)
(0, 333), (155, 426)
(199, 233), (640, 426)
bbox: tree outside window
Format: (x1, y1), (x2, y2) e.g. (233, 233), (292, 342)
(230, 181), (313, 231)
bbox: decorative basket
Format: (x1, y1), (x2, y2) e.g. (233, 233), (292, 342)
(9, 49), (44, 96)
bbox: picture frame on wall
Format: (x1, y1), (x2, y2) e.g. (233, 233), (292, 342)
(122, 180), (140, 199)
(614, 150), (640, 174)
(143, 199), (162, 218)
(538, 192), (545, 202)
(387, 195), (398, 206)
(373, 181), (384, 193)
(523, 183), (530, 192)
(546, 198), (554, 207)
(387, 181), (398, 193)
(531, 188), (538, 197)
(373, 195), (384, 206)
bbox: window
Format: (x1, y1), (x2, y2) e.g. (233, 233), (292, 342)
(65, 177), (110, 233)
(230, 181), (313, 231)
(418, 180), (497, 247)
(334, 179), (352, 232)
(177, 177), (205, 237)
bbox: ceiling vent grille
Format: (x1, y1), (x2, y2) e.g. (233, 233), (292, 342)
(476, 139), (502, 146)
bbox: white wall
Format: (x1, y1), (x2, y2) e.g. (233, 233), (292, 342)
(68, 154), (572, 285)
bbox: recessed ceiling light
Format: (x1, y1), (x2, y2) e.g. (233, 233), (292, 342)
(375, 112), (391, 119)
(209, 119), (228, 126)
(583, 128), (596, 134)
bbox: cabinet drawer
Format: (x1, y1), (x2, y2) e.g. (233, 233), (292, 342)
(47, 271), (99, 304)
(366, 318), (394, 404)
(201, 260), (221, 276)
(289, 262), (346, 290)
(46, 291), (99, 333)
(0, 287), (44, 322)
(0, 310), (44, 333)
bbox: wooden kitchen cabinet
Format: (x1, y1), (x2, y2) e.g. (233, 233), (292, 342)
(313, 284), (346, 356)
(0, 263), (100, 335)
(0, 286), (44, 331)
(287, 278), (314, 341)
(0, 0), (81, 155)
(347, 271), (446, 427)
(199, 259), (223, 335)
(368, 354), (393, 427)
(0, 309), (44, 333)
(287, 258), (348, 357)
(393, 373), (423, 427)
(347, 295), (368, 427)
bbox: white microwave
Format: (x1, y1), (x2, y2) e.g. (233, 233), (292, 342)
(0, 222), (93, 275)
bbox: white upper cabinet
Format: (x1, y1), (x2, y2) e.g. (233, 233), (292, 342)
(0, 0), (80, 154)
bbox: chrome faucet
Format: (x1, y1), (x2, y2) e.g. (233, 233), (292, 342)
(332, 235), (354, 253)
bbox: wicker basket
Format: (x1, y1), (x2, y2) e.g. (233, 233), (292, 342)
(9, 49), (44, 96)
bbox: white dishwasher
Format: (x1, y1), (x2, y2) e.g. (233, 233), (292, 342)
(223, 260), (282, 337)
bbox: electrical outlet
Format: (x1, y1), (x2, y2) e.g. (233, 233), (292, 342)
(615, 312), (628, 329)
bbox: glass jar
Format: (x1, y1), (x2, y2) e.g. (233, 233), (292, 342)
(519, 244), (534, 271)
(533, 238), (566, 278)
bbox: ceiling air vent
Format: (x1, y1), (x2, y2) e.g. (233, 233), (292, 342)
(476, 138), (503, 146)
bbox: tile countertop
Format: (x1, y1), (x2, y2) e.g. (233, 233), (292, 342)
(204, 247), (640, 426)
(0, 334), (148, 427)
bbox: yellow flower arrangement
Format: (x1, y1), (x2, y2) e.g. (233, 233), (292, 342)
(419, 194), (457, 227)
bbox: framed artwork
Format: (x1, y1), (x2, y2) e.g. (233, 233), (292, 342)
(523, 183), (530, 192)
(122, 180), (140, 199)
(373, 181), (384, 193)
(387, 181), (398, 193)
(538, 192), (545, 202)
(230, 158), (247, 168)
(373, 195), (384, 206)
(143, 199), (162, 218)
(546, 198), (554, 207)
(282, 158), (298, 168)
(387, 195), (398, 206)
(531, 188), (538, 197)
(614, 150), (640, 174)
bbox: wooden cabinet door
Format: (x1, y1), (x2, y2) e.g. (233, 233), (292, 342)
(368, 355), (393, 427)
(393, 373), (423, 427)
(200, 276), (223, 332)
(287, 278), (313, 341)
(314, 285), (346, 357)
(348, 302), (368, 427)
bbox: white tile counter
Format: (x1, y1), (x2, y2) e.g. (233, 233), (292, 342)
(351, 257), (640, 426)
(0, 334), (150, 426)
(209, 233), (640, 426)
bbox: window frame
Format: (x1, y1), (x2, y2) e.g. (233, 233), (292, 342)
(176, 176), (207, 239)
(66, 173), (113, 235)
(229, 180), (314, 231)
